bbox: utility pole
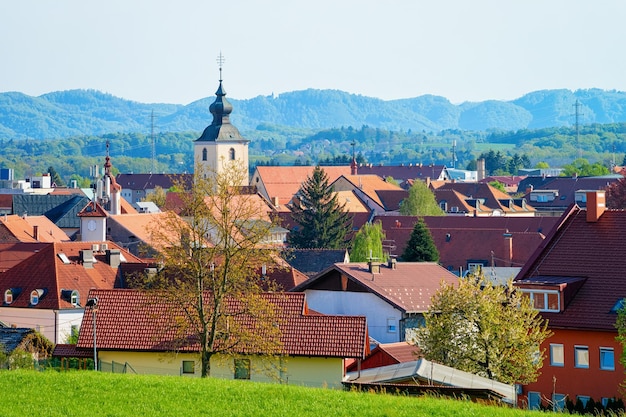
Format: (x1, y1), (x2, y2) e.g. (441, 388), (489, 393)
(573, 100), (583, 159)
(151, 110), (156, 174)
(451, 140), (457, 169)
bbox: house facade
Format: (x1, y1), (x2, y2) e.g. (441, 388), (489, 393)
(75, 289), (369, 388)
(292, 261), (459, 343)
(514, 191), (625, 409)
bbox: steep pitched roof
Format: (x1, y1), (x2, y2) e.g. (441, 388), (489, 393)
(115, 173), (192, 191)
(12, 194), (90, 228)
(432, 182), (533, 214)
(294, 262), (459, 313)
(0, 242), (145, 310)
(252, 166), (351, 206)
(514, 206), (626, 331)
(523, 176), (619, 212)
(282, 249), (349, 278)
(0, 215), (69, 242)
(332, 175), (404, 209)
(76, 289), (368, 359)
(356, 164), (448, 182)
(0, 242), (49, 272)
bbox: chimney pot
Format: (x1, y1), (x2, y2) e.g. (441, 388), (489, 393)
(586, 191), (606, 222)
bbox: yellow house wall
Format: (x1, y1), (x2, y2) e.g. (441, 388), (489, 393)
(98, 351), (345, 387)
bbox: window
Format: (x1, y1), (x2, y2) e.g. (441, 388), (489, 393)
(229, 148), (235, 160)
(387, 318), (397, 333)
(182, 360), (195, 374)
(234, 359), (250, 380)
(528, 391), (541, 410)
(70, 290), (79, 306)
(202, 148), (207, 161)
(521, 290), (560, 312)
(576, 396), (591, 407)
(550, 344), (564, 366)
(4, 289), (12, 304)
(600, 347), (615, 370)
(552, 393), (566, 411)
(467, 263), (483, 275)
(30, 289), (42, 305)
(575, 346), (589, 368)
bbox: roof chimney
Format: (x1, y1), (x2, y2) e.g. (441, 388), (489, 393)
(586, 190), (606, 223)
(106, 249), (121, 269)
(503, 231), (513, 266)
(368, 261), (380, 275)
(33, 225), (39, 241)
(387, 256), (397, 270)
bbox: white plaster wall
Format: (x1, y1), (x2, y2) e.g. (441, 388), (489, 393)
(302, 289), (403, 343)
(0, 307), (84, 344)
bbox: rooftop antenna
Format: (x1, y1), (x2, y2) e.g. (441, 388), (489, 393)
(216, 51), (225, 81)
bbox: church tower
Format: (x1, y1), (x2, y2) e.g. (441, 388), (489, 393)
(194, 54), (249, 186)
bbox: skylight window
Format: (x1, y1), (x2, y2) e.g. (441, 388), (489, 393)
(611, 298), (625, 313)
(57, 253), (70, 264)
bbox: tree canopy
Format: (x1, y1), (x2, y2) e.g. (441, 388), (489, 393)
(288, 165), (352, 249)
(143, 162), (283, 377)
(413, 274), (552, 384)
(400, 218), (439, 262)
(399, 180), (444, 216)
(350, 221), (386, 262)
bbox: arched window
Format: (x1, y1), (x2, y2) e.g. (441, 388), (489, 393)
(71, 290), (79, 306)
(31, 289), (43, 305)
(4, 289), (13, 305)
(202, 148), (208, 161)
(229, 148), (236, 160)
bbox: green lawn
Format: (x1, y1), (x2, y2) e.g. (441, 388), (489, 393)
(0, 370), (548, 417)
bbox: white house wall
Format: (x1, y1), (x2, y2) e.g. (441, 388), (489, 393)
(0, 307), (84, 344)
(99, 351), (345, 388)
(303, 289), (402, 343)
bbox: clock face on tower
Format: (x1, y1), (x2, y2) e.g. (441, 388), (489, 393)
(87, 219), (97, 231)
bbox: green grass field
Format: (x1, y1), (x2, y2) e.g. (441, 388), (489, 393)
(0, 370), (547, 417)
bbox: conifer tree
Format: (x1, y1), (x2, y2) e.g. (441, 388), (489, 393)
(288, 165), (352, 249)
(401, 218), (439, 262)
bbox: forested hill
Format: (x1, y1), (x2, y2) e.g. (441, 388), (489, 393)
(2, 88), (626, 140)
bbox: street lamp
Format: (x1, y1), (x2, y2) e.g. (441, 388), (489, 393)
(85, 297), (98, 371)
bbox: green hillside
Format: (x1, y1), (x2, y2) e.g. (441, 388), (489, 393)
(0, 370), (543, 417)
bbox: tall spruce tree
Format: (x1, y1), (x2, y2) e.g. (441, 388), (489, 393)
(288, 165), (352, 249)
(401, 218), (439, 262)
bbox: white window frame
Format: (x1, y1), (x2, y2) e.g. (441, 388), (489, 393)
(30, 290), (40, 305)
(550, 344), (564, 367)
(574, 345), (589, 369)
(70, 290), (79, 306)
(522, 290), (560, 312)
(4, 289), (12, 304)
(600, 347), (615, 371)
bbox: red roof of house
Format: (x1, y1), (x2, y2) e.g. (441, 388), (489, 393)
(515, 207), (626, 331)
(356, 165), (447, 182)
(76, 289), (369, 359)
(0, 242), (49, 272)
(346, 341), (418, 372)
(294, 262), (459, 313)
(0, 241), (145, 309)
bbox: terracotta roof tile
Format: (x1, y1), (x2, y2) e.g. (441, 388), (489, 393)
(515, 207), (626, 331)
(0, 241), (145, 310)
(294, 262), (459, 313)
(76, 289), (368, 359)
(0, 215), (70, 242)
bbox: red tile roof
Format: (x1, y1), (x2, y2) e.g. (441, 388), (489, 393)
(515, 207), (626, 331)
(0, 242), (49, 272)
(0, 215), (70, 242)
(0, 241), (145, 309)
(294, 262), (459, 313)
(76, 289), (368, 359)
(356, 165), (447, 182)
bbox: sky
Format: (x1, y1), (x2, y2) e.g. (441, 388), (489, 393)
(1, 1), (625, 105)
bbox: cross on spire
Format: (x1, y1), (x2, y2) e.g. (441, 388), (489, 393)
(216, 52), (225, 81)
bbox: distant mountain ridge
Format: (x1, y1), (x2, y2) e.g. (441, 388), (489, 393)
(1, 88), (626, 140)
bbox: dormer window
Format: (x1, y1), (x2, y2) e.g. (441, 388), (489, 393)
(4, 289), (13, 304)
(30, 289), (44, 306)
(522, 289), (560, 312)
(71, 290), (79, 306)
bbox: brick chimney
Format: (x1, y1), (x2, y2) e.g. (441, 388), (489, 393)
(586, 190), (606, 223)
(33, 225), (39, 241)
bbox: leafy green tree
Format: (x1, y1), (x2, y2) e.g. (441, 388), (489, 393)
(399, 180), (444, 216)
(401, 218), (439, 262)
(615, 301), (626, 389)
(350, 221), (386, 262)
(488, 180), (506, 193)
(143, 185), (167, 208)
(145, 162), (283, 377)
(561, 158), (610, 177)
(288, 166), (352, 249)
(413, 274), (552, 384)
(535, 161), (550, 169)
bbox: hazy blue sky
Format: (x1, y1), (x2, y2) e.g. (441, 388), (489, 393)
(1, 1), (624, 105)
